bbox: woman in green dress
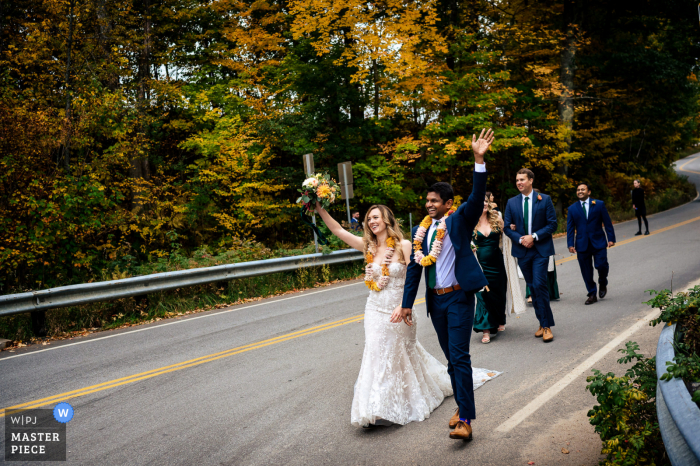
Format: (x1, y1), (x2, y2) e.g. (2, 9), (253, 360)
(472, 197), (508, 344)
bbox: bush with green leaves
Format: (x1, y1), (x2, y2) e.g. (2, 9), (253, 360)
(647, 285), (700, 403)
(586, 342), (667, 466)
(585, 285), (700, 465)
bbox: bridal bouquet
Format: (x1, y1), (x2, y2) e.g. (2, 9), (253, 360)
(296, 173), (340, 212)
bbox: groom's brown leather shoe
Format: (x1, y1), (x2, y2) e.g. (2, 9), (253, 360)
(449, 408), (460, 428)
(449, 421), (473, 440)
(585, 293), (598, 305)
(535, 326), (544, 338)
(543, 327), (553, 342)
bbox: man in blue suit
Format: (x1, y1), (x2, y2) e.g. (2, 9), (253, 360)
(391, 128), (494, 441)
(566, 183), (616, 305)
(503, 168), (558, 342)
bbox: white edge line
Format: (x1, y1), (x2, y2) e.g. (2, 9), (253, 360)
(0, 281), (366, 362)
(495, 276), (700, 433)
(495, 307), (659, 433)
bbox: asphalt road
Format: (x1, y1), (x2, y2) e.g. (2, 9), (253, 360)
(2, 153), (700, 465)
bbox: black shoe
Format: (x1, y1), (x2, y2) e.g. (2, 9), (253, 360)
(599, 286), (607, 299)
(634, 231), (642, 236)
(644, 230), (650, 235)
(585, 294), (598, 305)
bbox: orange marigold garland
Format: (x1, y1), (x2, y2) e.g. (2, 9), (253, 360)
(412, 208), (456, 266)
(364, 237), (396, 291)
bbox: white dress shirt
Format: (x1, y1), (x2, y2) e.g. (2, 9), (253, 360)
(427, 162), (486, 289)
(580, 198), (590, 219)
(520, 191), (538, 242)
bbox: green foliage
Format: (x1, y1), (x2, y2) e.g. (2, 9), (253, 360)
(585, 285), (700, 465)
(0, 0), (698, 297)
(586, 342), (668, 465)
(646, 286), (700, 403)
(0, 243), (364, 342)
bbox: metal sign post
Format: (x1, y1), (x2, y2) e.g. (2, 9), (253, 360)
(409, 212), (413, 233)
(338, 162), (354, 227)
(303, 153), (319, 253)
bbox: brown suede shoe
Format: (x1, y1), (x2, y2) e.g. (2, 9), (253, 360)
(535, 326), (544, 338)
(449, 421), (473, 440)
(543, 327), (553, 342)
(449, 408), (460, 428)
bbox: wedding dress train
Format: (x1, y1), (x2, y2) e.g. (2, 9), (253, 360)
(351, 262), (500, 427)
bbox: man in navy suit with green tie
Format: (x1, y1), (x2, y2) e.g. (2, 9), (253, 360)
(503, 168), (559, 342)
(566, 183), (616, 305)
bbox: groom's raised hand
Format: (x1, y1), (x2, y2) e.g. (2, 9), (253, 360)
(472, 128), (495, 164)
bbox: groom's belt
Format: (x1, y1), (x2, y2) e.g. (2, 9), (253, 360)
(431, 284), (462, 295)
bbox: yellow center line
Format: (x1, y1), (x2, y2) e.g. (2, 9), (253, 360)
(1, 314), (364, 417)
(1, 296), (430, 417)
(556, 215), (700, 266)
(678, 154), (700, 175)
(5, 209), (696, 418)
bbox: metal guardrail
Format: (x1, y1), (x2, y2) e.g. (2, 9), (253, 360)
(656, 323), (700, 466)
(0, 249), (364, 317)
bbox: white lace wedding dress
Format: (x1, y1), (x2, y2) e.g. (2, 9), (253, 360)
(351, 262), (500, 427)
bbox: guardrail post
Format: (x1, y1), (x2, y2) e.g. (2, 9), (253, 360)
(30, 310), (47, 337)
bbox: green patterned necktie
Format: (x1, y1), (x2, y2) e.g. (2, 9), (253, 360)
(523, 196), (529, 235)
(427, 226), (438, 289)
(582, 201), (587, 218)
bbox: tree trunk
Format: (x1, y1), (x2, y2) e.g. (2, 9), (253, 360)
(132, 0), (152, 212)
(96, 0), (117, 90)
(62, 0), (76, 172)
(372, 59), (379, 119)
(556, 0), (577, 216)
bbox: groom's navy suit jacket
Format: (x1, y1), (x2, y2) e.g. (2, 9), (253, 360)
(566, 199), (616, 252)
(401, 170), (489, 310)
(503, 193), (558, 258)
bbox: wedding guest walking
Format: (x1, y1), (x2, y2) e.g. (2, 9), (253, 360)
(350, 211), (362, 231)
(632, 180), (649, 235)
(566, 183), (616, 305)
(486, 191), (499, 211)
(523, 191), (560, 303)
(503, 169), (558, 342)
(473, 196), (508, 344)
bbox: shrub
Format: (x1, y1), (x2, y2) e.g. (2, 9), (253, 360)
(586, 342), (668, 465)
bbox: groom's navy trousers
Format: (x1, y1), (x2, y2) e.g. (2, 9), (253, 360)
(427, 289), (476, 420)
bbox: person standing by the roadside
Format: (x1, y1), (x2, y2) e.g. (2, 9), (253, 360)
(632, 180), (649, 236)
(350, 211), (362, 232)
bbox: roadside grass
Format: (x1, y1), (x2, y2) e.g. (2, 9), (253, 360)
(0, 260), (365, 346)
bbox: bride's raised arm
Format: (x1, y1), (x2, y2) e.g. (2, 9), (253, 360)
(314, 204), (365, 252)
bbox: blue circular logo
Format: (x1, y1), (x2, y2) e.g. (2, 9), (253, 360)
(53, 403), (74, 423)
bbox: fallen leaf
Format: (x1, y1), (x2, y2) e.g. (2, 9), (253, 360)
(561, 448), (569, 454)
(528, 462), (535, 465)
(487, 372), (496, 377)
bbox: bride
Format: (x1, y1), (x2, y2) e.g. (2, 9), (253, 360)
(316, 203), (489, 427)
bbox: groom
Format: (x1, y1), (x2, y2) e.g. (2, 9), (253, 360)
(503, 169), (558, 342)
(391, 128), (494, 441)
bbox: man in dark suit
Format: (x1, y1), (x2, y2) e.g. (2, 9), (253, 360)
(503, 169), (558, 342)
(566, 183), (616, 304)
(392, 128), (494, 441)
